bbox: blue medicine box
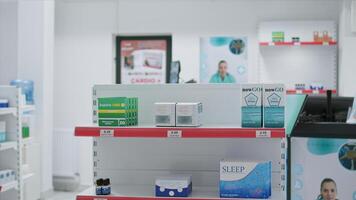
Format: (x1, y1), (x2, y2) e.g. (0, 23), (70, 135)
(155, 175), (192, 197)
(220, 160), (272, 199)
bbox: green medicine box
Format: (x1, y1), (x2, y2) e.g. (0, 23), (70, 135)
(98, 97), (138, 127)
(272, 31), (285, 42)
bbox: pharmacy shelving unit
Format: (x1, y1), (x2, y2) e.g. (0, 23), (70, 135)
(0, 86), (36, 200)
(75, 84), (287, 200)
(258, 21), (338, 94)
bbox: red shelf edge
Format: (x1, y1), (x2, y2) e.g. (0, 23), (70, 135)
(287, 89), (337, 94)
(77, 195), (241, 200)
(259, 41), (337, 46)
(75, 127), (285, 138)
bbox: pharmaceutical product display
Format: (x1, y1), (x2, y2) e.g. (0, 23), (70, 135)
(220, 160), (272, 199)
(10, 79), (35, 105)
(263, 84), (285, 128)
(95, 178), (111, 195)
(155, 103), (176, 127)
(241, 84), (263, 128)
(98, 97), (138, 127)
(0, 169), (16, 185)
(272, 31), (284, 42)
(176, 103), (203, 127)
(22, 116), (30, 138)
(0, 121), (6, 142)
(155, 175), (192, 197)
(0, 99), (9, 108)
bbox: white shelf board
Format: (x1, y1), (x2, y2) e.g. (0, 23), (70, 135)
(77, 185), (282, 200)
(22, 173), (34, 182)
(0, 180), (17, 193)
(21, 105), (35, 113)
(0, 107), (16, 116)
(0, 141), (17, 151)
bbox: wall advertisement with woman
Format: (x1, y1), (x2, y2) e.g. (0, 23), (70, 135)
(291, 138), (356, 200)
(200, 36), (248, 84)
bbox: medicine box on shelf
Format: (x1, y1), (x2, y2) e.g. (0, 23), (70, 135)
(176, 102), (202, 127)
(155, 175), (192, 197)
(0, 121), (6, 142)
(155, 103), (176, 127)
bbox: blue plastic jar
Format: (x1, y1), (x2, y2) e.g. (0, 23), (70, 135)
(10, 80), (34, 105)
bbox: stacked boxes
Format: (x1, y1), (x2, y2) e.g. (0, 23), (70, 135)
(272, 32), (284, 42)
(241, 84), (263, 128)
(98, 97), (138, 127)
(220, 160), (272, 199)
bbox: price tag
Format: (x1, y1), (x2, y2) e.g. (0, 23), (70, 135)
(296, 90), (303, 94)
(294, 42), (301, 46)
(256, 130), (271, 138)
(167, 130), (182, 138)
(100, 129), (114, 137)
(94, 198), (108, 200)
(322, 42), (329, 46)
(312, 90), (319, 94)
(268, 42), (274, 46)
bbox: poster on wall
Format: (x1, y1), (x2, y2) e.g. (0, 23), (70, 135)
(116, 35), (172, 84)
(291, 137), (356, 200)
(200, 36), (248, 83)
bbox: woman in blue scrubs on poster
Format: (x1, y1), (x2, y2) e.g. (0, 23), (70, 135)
(209, 60), (236, 83)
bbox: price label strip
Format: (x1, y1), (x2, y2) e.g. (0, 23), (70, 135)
(256, 130), (272, 138)
(167, 130), (182, 138)
(100, 129), (114, 137)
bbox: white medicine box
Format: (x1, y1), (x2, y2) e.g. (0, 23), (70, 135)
(176, 103), (203, 127)
(155, 103), (176, 127)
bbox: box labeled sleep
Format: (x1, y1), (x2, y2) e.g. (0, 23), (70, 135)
(220, 160), (271, 199)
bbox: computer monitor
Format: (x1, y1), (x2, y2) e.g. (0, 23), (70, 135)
(169, 61), (181, 83)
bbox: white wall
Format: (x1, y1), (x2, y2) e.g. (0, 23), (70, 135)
(0, 0), (55, 194)
(0, 1), (18, 85)
(339, 0), (356, 96)
(17, 0), (55, 193)
(54, 0), (117, 185)
(54, 0), (341, 185)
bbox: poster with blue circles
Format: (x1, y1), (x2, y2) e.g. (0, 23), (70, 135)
(200, 37), (248, 84)
(291, 138), (356, 200)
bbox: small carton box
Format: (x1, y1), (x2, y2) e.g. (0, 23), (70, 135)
(220, 160), (271, 199)
(155, 175), (192, 197)
(155, 103), (176, 127)
(97, 97), (138, 127)
(241, 84), (263, 127)
(176, 103), (203, 127)
(263, 84), (285, 128)
(0, 121), (6, 142)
